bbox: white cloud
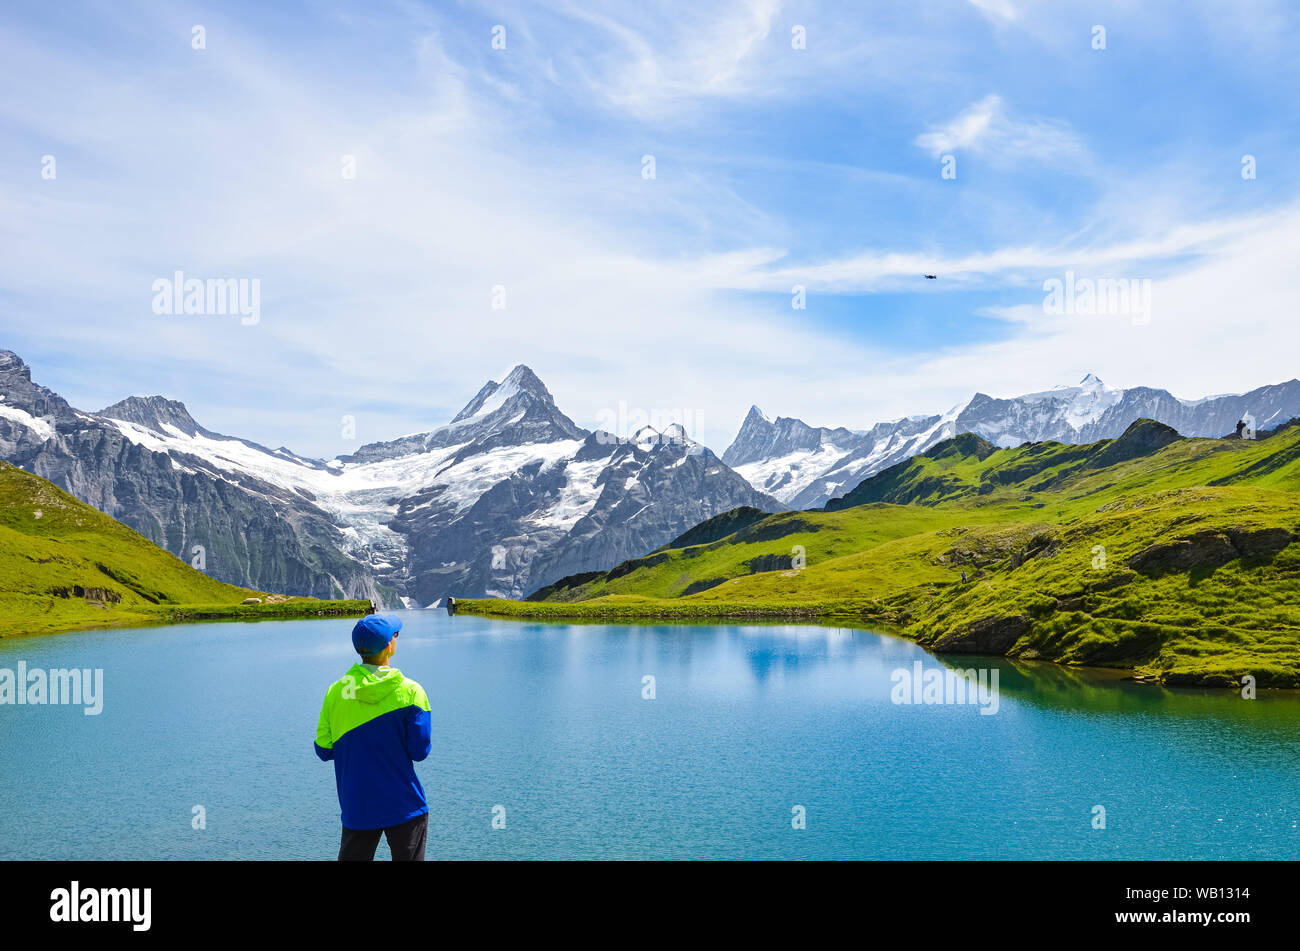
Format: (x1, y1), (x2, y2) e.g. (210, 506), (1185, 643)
(692, 211), (1268, 294)
(968, 0), (1021, 21)
(531, 0), (785, 116)
(915, 93), (1086, 166)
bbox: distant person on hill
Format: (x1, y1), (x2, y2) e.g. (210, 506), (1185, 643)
(314, 614), (432, 861)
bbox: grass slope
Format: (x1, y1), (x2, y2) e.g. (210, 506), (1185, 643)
(461, 420), (1300, 687)
(0, 462), (370, 637)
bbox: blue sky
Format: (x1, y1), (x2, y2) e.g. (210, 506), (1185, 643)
(3, 0), (1300, 456)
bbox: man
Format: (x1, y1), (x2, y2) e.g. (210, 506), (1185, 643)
(315, 613), (432, 861)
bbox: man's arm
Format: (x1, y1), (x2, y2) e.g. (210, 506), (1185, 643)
(314, 688), (335, 761)
(404, 686), (432, 762)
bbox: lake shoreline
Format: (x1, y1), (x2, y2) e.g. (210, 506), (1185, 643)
(455, 596), (1275, 690)
(0, 599), (374, 640)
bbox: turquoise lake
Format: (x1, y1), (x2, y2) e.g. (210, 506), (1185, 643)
(1, 612), (1297, 860)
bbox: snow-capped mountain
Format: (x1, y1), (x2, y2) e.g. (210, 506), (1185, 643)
(0, 351), (380, 603)
(308, 363), (778, 601)
(726, 374), (1300, 509)
(723, 407), (943, 511)
(0, 352), (778, 603)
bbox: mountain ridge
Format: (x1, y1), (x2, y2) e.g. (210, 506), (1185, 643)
(0, 351), (779, 604)
(725, 374), (1300, 508)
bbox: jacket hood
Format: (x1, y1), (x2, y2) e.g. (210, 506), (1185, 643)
(344, 663), (405, 704)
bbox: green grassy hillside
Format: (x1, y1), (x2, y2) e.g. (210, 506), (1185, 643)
(0, 462), (370, 637)
(461, 420), (1300, 687)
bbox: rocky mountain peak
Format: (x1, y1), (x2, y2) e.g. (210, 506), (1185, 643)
(723, 404), (843, 468)
(451, 364), (555, 423)
(341, 365), (583, 464)
(451, 380), (500, 424)
(660, 422), (693, 445)
(0, 350), (73, 423)
(632, 425), (663, 450)
(500, 364), (551, 398)
(99, 395), (205, 437)
(627, 423), (697, 451)
(0, 350), (28, 374)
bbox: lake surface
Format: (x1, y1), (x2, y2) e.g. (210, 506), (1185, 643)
(2, 612), (1298, 860)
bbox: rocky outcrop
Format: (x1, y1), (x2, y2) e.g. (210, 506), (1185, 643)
(929, 615), (1031, 654)
(48, 585), (123, 604)
(1128, 528), (1295, 576)
(743, 553), (793, 574)
(1008, 531), (1061, 569)
(680, 577), (727, 595)
(1225, 527), (1296, 559)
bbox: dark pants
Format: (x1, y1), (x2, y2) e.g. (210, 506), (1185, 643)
(338, 812), (428, 861)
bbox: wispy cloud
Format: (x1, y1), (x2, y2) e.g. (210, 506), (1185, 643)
(490, 0), (788, 117)
(914, 93), (1086, 166)
(968, 0), (1021, 22)
(692, 210), (1274, 295)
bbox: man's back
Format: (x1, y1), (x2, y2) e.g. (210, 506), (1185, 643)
(315, 663), (432, 832)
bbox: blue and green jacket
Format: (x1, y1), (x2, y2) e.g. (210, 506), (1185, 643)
(315, 663), (432, 831)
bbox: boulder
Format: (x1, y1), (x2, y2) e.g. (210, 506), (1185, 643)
(1128, 531), (1238, 574)
(743, 553), (794, 574)
(1128, 527), (1296, 575)
(1225, 527), (1295, 560)
(930, 615), (1031, 654)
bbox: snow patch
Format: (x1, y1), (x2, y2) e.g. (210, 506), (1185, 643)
(0, 404), (54, 441)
